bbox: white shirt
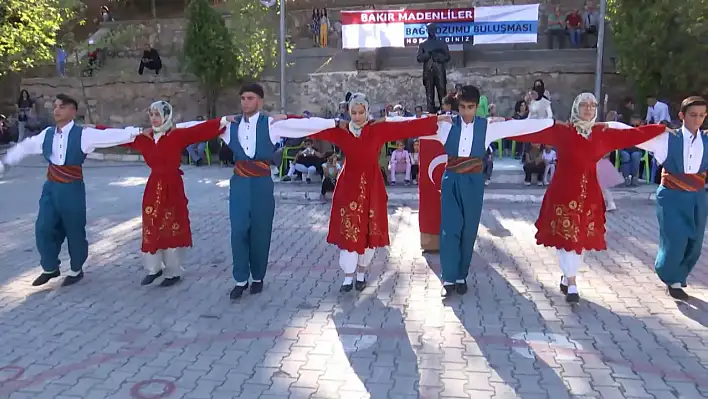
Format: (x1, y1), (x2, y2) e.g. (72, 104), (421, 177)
(413, 116), (554, 157)
(528, 98), (553, 119)
(177, 114), (336, 159)
(2, 121), (141, 166)
(542, 149), (557, 163)
(607, 122), (702, 173)
(645, 101), (671, 124)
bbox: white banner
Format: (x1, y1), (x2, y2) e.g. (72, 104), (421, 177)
(473, 4), (539, 44)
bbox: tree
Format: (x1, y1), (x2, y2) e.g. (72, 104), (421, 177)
(607, 0), (708, 105)
(0, 0), (82, 74)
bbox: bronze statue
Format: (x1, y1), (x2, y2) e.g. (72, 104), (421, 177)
(416, 23), (451, 113)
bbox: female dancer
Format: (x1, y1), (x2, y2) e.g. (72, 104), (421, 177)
(509, 92), (668, 302)
(121, 101), (226, 287)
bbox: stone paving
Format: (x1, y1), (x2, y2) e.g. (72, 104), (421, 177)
(0, 160), (707, 399)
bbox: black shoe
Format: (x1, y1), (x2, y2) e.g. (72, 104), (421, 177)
(305, 178), (311, 184)
(250, 281), (264, 294)
(141, 271), (163, 286)
(566, 292), (580, 303)
(559, 276), (568, 294)
(61, 271), (84, 287)
(668, 287), (689, 300)
(340, 282), (353, 292)
(455, 281), (468, 295)
(441, 284), (455, 298)
(32, 270), (61, 286)
(230, 283), (249, 300)
(159, 276), (181, 287)
(281, 176), (292, 182)
(355, 279), (366, 291)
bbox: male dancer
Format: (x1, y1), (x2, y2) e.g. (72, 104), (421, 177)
(610, 96), (708, 299)
(417, 86), (554, 297)
(0, 94), (142, 286)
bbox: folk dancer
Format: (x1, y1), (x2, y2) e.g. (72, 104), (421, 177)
(117, 101), (227, 287)
(413, 85), (555, 297)
(510, 92), (668, 302)
(0, 94), (142, 286)
(267, 93), (443, 292)
(609, 96), (708, 299)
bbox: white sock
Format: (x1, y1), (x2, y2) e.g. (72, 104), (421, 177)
(567, 285), (578, 294)
(253, 280), (262, 283)
(443, 281), (455, 286)
(236, 281), (248, 287)
(670, 282), (682, 289)
(561, 276), (568, 286)
(455, 279), (465, 284)
(343, 276), (353, 285)
(356, 272), (366, 282)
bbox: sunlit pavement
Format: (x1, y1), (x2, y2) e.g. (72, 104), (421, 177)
(0, 161), (707, 399)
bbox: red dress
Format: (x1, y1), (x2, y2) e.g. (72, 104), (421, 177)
(123, 119), (224, 254)
(513, 123), (665, 253)
(313, 117), (438, 253)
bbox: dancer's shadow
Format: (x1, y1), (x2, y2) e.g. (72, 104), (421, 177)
(332, 292), (421, 397)
(677, 296), (708, 328)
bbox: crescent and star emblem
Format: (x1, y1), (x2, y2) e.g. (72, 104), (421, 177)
(427, 154), (448, 193)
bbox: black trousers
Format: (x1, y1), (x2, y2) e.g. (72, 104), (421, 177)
(321, 177), (336, 195)
(139, 61), (162, 75)
(411, 164), (419, 181)
(423, 72), (446, 113)
(523, 163), (545, 182)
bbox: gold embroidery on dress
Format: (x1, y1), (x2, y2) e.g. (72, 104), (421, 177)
(549, 173), (590, 242)
(339, 173), (383, 243)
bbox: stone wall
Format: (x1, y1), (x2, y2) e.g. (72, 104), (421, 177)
(20, 64), (627, 125)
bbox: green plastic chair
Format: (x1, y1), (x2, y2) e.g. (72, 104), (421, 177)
(613, 149), (651, 183)
(279, 144), (303, 177)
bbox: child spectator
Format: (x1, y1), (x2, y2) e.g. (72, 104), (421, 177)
(542, 145), (557, 184)
(388, 140), (412, 185)
(320, 152), (341, 200)
(410, 140), (420, 184)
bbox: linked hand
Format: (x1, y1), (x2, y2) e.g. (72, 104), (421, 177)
(555, 120), (569, 127)
(369, 118), (385, 126)
(225, 115), (238, 123)
(437, 114), (453, 123)
(141, 128), (153, 137)
(337, 120), (349, 129)
(270, 114), (288, 124)
(487, 117), (506, 124)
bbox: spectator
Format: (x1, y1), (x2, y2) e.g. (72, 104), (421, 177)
(83, 48), (99, 77)
(582, 2), (600, 48)
(336, 101), (350, 121)
(414, 105), (424, 118)
(488, 103), (497, 117)
(532, 79), (551, 99)
(542, 145), (557, 184)
(388, 140), (412, 185)
(16, 90), (34, 142)
(410, 139), (420, 184)
(513, 100), (529, 120)
(483, 145), (494, 186)
(527, 86), (553, 119)
(320, 151), (341, 200)
(476, 95), (489, 117)
(645, 95), (671, 124)
(319, 8), (329, 48)
(186, 116), (208, 166)
(311, 9), (320, 46)
(565, 9), (583, 47)
(56, 46), (67, 77)
(219, 140), (235, 167)
(0, 114), (9, 144)
(440, 95), (457, 114)
(523, 143), (545, 186)
(617, 97), (635, 124)
(139, 44), (162, 75)
(100, 6), (113, 22)
(547, 5), (565, 49)
(454, 83), (463, 97)
(282, 138), (324, 183)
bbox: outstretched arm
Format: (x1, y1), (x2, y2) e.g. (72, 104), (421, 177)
(2, 128), (49, 166)
(270, 117), (336, 140)
(597, 122), (668, 156)
(81, 125), (143, 153)
(500, 120), (561, 146)
(484, 119), (556, 147)
(605, 121), (669, 164)
(172, 118), (225, 147)
(373, 115), (438, 144)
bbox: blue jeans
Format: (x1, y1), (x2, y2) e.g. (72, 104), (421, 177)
(187, 142), (207, 162)
(56, 61), (66, 76)
(568, 29), (581, 47)
(483, 155), (493, 180)
(620, 150), (642, 179)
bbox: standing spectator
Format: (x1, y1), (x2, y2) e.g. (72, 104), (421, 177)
(336, 101), (350, 120)
(523, 143), (545, 186)
(139, 44), (162, 75)
(476, 94), (490, 118)
(483, 145), (494, 186)
(565, 9), (583, 47)
(388, 140), (412, 185)
(542, 145), (557, 184)
(319, 8), (330, 48)
(56, 46), (67, 77)
(582, 2), (600, 47)
(100, 5), (113, 22)
(16, 90), (34, 142)
(410, 139), (420, 184)
(617, 97), (635, 124)
(320, 152), (341, 200)
(311, 9), (320, 47)
(454, 83), (463, 97)
(527, 86), (553, 119)
(532, 79), (551, 99)
(186, 116), (207, 166)
(488, 103), (497, 117)
(440, 96), (457, 114)
(547, 5), (566, 49)
(0, 115), (9, 144)
(645, 95), (671, 124)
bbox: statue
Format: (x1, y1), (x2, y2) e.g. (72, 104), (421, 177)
(416, 23), (451, 113)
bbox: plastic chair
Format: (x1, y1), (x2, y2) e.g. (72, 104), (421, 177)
(279, 144), (302, 177)
(613, 149), (651, 183)
(188, 145), (211, 165)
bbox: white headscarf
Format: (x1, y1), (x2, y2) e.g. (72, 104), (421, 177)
(148, 100), (174, 135)
(570, 92), (597, 138)
(348, 92), (369, 137)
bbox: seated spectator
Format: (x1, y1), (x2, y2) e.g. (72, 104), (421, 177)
(582, 3), (599, 48)
(219, 140), (234, 167)
(282, 138), (324, 183)
(272, 111), (310, 174)
(388, 140), (412, 185)
(542, 145), (557, 184)
(100, 6), (114, 22)
(439, 95), (457, 115)
(320, 152), (341, 200)
(565, 9), (583, 47)
(139, 44), (162, 75)
(547, 5), (566, 49)
(483, 145), (493, 186)
(645, 96), (671, 124)
(523, 143), (545, 186)
(187, 116), (208, 166)
(411, 139), (420, 184)
(617, 97), (635, 124)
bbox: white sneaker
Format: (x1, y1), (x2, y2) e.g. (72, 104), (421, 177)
(524, 181), (531, 186)
(484, 180), (490, 186)
(606, 202), (617, 211)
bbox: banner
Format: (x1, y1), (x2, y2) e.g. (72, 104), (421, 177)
(473, 4), (539, 44)
(418, 139), (446, 236)
(341, 4), (538, 49)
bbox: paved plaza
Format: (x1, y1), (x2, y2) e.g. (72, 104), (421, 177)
(0, 160), (707, 399)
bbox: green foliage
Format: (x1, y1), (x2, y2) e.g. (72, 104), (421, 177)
(0, 0), (84, 74)
(607, 0), (708, 103)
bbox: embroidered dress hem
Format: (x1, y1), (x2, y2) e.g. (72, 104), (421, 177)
(534, 229), (607, 255)
(326, 235), (390, 255)
(142, 241), (193, 255)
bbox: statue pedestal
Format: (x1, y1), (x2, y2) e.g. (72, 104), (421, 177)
(420, 233), (439, 252)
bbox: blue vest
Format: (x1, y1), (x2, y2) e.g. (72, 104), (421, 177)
(443, 116), (488, 158)
(661, 129), (708, 174)
(228, 114), (274, 161)
(42, 123), (86, 165)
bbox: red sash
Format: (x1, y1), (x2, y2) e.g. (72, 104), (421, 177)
(47, 164), (83, 183)
(446, 156), (484, 174)
(660, 169), (707, 192)
(233, 160), (271, 177)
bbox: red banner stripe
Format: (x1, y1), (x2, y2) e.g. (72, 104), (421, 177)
(341, 9), (475, 25)
(418, 140), (446, 235)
